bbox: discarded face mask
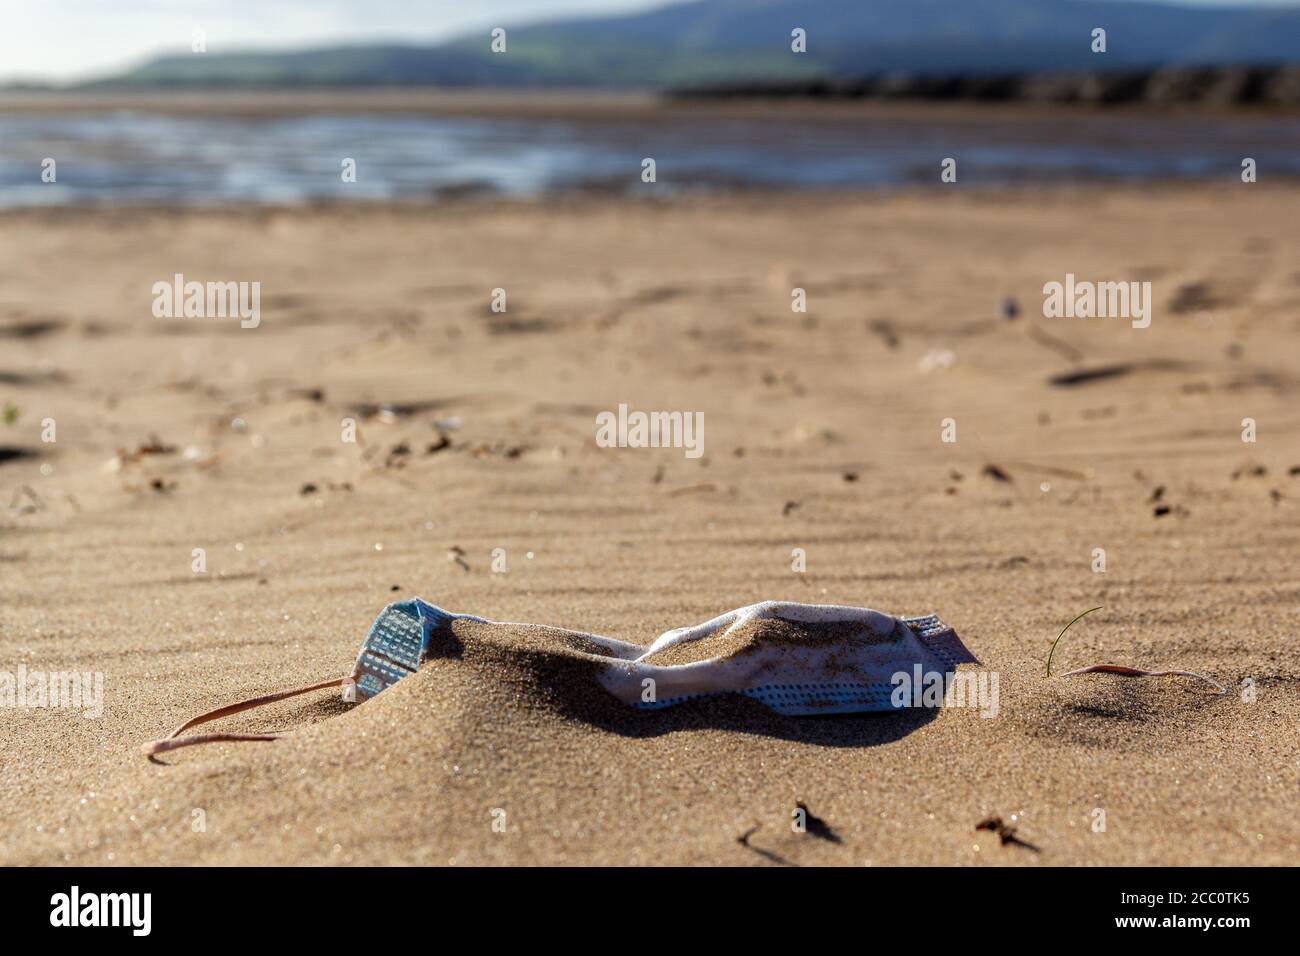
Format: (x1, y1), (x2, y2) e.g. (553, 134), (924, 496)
(594, 601), (978, 714)
(142, 599), (976, 758)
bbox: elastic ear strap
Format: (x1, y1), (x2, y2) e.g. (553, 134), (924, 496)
(141, 677), (346, 759)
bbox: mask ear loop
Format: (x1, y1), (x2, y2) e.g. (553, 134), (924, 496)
(141, 677), (348, 761)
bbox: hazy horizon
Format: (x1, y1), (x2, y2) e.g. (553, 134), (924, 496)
(2, 0), (1298, 86)
(0, 0), (662, 85)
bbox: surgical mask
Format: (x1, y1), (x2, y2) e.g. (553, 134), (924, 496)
(143, 599), (976, 758)
(596, 601), (978, 714)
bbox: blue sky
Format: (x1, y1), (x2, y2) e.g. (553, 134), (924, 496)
(0, 0), (1295, 84)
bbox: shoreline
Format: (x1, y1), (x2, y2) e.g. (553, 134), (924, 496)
(2, 87), (1297, 121)
(2, 177), (1296, 218)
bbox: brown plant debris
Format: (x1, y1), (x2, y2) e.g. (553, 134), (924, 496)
(1059, 663), (1226, 694)
(976, 815), (1041, 852)
(117, 435), (178, 463)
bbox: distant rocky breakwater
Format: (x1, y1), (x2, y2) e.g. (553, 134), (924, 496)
(671, 64), (1300, 109)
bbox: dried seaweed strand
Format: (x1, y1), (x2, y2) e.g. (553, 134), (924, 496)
(1059, 663), (1226, 694)
(141, 677), (345, 760)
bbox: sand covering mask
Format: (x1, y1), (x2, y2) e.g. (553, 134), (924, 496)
(142, 599), (977, 757)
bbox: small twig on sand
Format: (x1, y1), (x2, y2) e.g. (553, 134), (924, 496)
(1059, 664), (1226, 695)
(1046, 606), (1103, 677)
(1027, 324), (1084, 363)
(976, 815), (1041, 852)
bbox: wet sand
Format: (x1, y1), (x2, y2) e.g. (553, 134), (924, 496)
(0, 185), (1296, 864)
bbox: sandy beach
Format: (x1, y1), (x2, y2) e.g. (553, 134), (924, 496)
(0, 183), (1296, 866)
